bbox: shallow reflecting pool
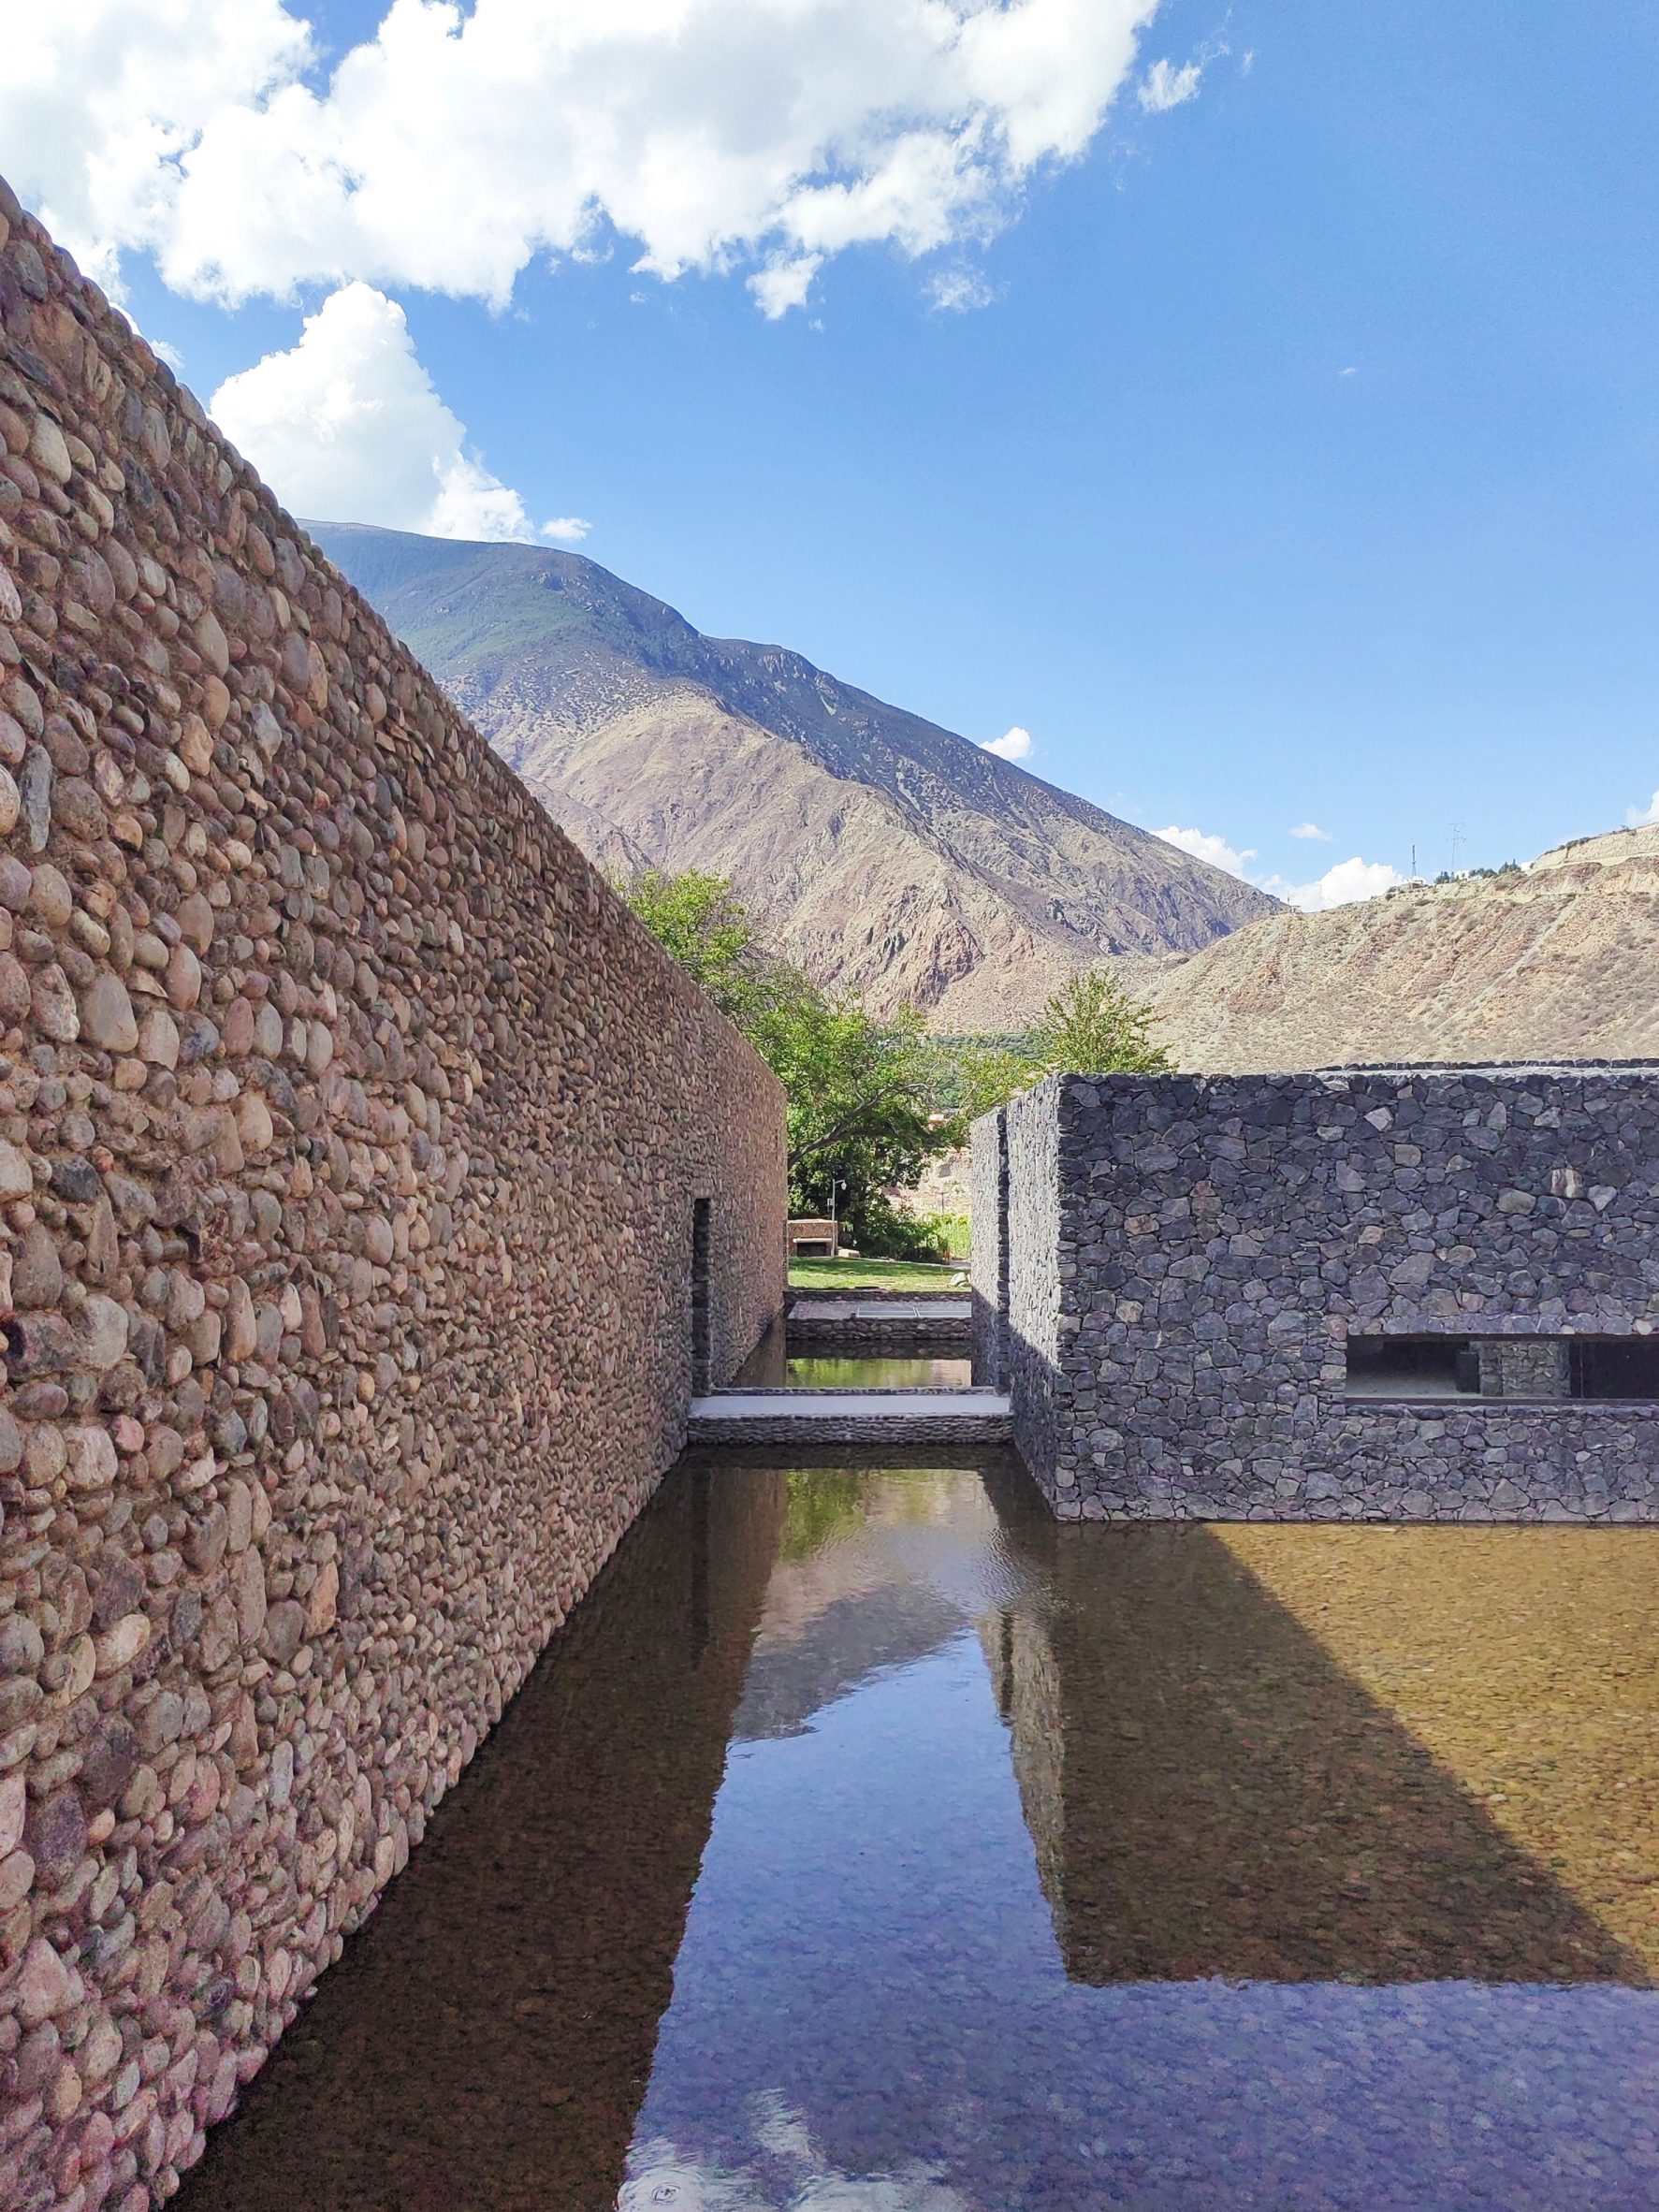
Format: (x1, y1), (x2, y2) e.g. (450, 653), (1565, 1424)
(734, 1324), (974, 1390)
(181, 1458), (1659, 2211)
(781, 1352), (974, 1390)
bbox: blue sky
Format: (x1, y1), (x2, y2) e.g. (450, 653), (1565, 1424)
(10, 0), (1658, 903)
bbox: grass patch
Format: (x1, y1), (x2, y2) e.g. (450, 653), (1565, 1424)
(788, 1256), (968, 1292)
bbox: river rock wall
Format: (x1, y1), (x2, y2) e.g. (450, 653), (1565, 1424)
(976, 1067), (1659, 1521)
(0, 177), (784, 2209)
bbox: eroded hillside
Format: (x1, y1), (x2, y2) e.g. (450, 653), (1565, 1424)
(311, 523), (1274, 1026)
(1143, 827), (1659, 1070)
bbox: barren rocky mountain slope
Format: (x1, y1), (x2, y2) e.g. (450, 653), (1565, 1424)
(310, 523), (1273, 1026)
(1142, 825), (1659, 1070)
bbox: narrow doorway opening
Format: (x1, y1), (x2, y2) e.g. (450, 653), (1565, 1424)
(691, 1197), (713, 1395)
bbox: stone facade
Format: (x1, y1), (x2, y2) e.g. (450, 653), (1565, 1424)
(972, 1067), (1659, 1521)
(0, 178), (784, 2209)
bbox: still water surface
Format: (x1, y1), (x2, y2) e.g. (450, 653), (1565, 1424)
(182, 1458), (1659, 2211)
(733, 1325), (974, 1390)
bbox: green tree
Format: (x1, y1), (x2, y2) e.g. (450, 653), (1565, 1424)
(617, 867), (774, 1026)
(1028, 969), (1173, 1076)
(620, 869), (960, 1251)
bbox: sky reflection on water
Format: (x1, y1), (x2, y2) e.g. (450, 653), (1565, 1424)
(182, 1458), (1659, 2212)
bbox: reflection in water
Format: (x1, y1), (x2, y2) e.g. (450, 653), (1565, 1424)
(734, 1322), (975, 1390)
(184, 1457), (1659, 2211)
(180, 1469), (787, 2212)
(782, 1354), (974, 1389)
(983, 1465), (1653, 1986)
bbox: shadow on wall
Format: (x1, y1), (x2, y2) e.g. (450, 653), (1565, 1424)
(177, 1468), (788, 2212)
(980, 1462), (1650, 1987)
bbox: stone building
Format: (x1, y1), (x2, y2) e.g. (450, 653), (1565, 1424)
(0, 176), (784, 2208)
(971, 1065), (1659, 1521)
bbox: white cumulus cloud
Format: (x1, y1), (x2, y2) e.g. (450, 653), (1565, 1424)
(982, 725), (1034, 761)
(210, 284), (577, 544)
(1289, 821), (1333, 841)
(6, 0), (1164, 314)
(1266, 856), (1405, 912)
(1626, 791), (1659, 828)
(1153, 823), (1258, 875)
(1156, 823), (1403, 912)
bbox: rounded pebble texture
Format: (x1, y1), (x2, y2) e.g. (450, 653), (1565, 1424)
(0, 170), (785, 2212)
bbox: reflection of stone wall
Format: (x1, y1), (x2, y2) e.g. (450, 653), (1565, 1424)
(0, 180), (783, 2208)
(180, 1463), (790, 2209)
(984, 1481), (1644, 1986)
(976, 1068), (1659, 1521)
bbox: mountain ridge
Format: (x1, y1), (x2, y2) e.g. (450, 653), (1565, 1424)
(1141, 824), (1659, 1070)
(308, 521), (1275, 1026)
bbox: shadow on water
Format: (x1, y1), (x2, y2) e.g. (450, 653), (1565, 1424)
(182, 1451), (1659, 2211)
(180, 1469), (788, 2212)
(980, 1462), (1649, 1986)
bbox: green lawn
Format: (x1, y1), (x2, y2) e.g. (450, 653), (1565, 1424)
(788, 1256), (968, 1292)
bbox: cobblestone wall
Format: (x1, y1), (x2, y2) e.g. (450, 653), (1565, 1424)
(977, 1066), (1659, 1521)
(0, 179), (784, 2209)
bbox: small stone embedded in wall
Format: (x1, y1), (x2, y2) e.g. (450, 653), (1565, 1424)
(0, 169), (785, 2211)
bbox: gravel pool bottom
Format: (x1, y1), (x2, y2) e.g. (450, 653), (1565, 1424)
(181, 1459), (1659, 2211)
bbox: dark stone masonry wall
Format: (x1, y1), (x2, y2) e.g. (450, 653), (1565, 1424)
(968, 1108), (1006, 1389)
(0, 179), (784, 2209)
(973, 1067), (1659, 1522)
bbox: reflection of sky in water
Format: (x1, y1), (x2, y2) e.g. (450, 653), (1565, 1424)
(626, 1485), (1659, 2212)
(176, 1464), (1659, 2212)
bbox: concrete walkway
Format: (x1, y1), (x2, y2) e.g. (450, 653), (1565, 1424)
(689, 1387), (1011, 1445)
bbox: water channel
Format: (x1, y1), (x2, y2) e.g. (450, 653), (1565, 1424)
(181, 1456), (1659, 2210)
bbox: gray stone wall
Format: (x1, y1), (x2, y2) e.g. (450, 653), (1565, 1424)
(976, 1066), (1659, 1522)
(968, 1107), (1007, 1388)
(1002, 1076), (1066, 1495)
(0, 179), (784, 2209)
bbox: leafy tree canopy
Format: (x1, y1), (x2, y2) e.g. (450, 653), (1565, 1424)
(1026, 969), (1174, 1077)
(616, 867), (774, 1027)
(618, 872), (1173, 1249)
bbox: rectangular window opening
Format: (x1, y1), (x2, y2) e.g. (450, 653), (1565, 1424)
(1345, 1332), (1659, 1403)
(1570, 1337), (1659, 1401)
(1345, 1334), (1479, 1401)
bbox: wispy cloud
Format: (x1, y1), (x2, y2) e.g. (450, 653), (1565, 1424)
(1626, 790), (1659, 828)
(1138, 57), (1204, 112)
(1289, 821), (1333, 841)
(926, 267), (997, 314)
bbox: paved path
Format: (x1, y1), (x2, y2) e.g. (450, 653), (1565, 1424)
(692, 1389), (1007, 1419)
